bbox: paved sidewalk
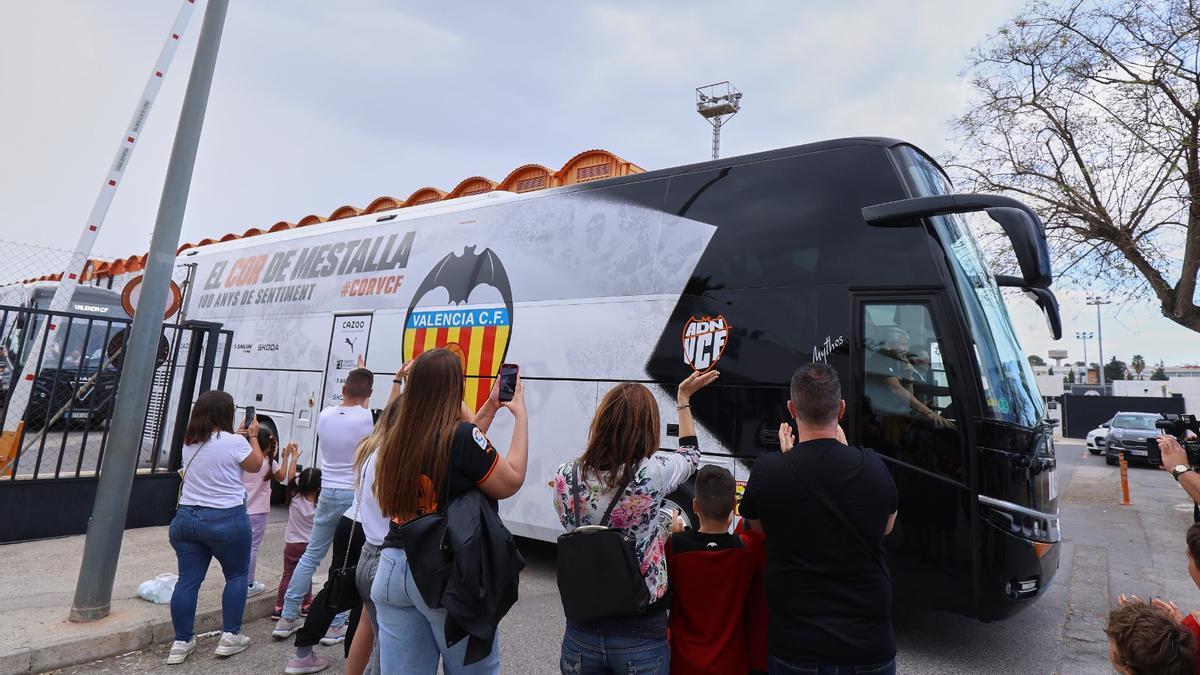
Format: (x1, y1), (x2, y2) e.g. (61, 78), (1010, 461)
(0, 505), (321, 674)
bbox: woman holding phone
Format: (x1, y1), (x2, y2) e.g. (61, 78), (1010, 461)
(166, 390), (265, 666)
(552, 369), (718, 674)
(371, 348), (529, 673)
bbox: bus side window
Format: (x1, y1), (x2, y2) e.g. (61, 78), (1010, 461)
(861, 303), (964, 484)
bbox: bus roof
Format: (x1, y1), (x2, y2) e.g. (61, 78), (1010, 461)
(30, 138), (929, 279)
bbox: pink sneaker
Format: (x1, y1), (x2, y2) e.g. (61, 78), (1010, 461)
(284, 651), (329, 674)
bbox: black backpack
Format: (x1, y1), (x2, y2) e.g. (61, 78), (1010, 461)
(556, 462), (650, 622)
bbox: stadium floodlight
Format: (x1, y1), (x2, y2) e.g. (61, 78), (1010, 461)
(696, 81), (742, 160)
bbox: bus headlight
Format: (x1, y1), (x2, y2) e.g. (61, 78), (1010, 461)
(979, 495), (1060, 544)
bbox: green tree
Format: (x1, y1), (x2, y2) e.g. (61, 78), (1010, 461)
(1151, 359), (1169, 381)
(951, 1), (1200, 333)
(1028, 354), (1046, 367)
(1105, 356), (1127, 382)
(1131, 354), (1146, 380)
(1067, 369), (1077, 384)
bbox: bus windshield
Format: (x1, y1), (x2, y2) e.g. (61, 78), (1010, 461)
(896, 146), (1046, 428)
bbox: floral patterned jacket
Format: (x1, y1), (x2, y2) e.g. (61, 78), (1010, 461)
(553, 436), (700, 602)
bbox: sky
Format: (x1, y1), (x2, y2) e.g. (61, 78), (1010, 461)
(1, 0), (1195, 366)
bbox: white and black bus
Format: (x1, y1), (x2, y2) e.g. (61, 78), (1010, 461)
(172, 137), (1060, 621)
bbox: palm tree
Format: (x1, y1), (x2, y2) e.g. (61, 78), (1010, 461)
(1131, 355), (1146, 380)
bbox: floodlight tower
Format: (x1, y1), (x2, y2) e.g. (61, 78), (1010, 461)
(696, 81), (742, 160)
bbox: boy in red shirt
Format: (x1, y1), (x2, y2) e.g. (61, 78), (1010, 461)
(667, 465), (763, 675)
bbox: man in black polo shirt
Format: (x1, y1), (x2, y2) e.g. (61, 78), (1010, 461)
(740, 363), (898, 675)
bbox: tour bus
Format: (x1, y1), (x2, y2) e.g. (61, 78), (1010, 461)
(0, 282), (129, 429)
(172, 137), (1062, 621)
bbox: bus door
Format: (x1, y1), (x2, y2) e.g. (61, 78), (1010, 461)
(850, 292), (975, 614)
(315, 313), (373, 459)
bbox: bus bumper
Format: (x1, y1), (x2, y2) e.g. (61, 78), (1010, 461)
(976, 519), (1061, 621)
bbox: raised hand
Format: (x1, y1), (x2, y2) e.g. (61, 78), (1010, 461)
(679, 369), (720, 403)
(778, 422), (795, 453)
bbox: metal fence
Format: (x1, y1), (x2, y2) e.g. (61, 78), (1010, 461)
(0, 303), (231, 481)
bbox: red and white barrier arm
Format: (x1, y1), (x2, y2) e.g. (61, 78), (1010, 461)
(2, 0), (198, 435)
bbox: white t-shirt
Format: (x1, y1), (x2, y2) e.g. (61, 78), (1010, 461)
(179, 431), (253, 509)
(317, 405), (375, 490)
(343, 451), (389, 546)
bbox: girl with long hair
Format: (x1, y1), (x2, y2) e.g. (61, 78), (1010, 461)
(552, 369), (718, 673)
(242, 425), (294, 598)
(167, 390), (265, 666)
(371, 348), (529, 673)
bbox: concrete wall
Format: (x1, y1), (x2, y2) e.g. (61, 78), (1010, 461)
(1036, 373), (1064, 397)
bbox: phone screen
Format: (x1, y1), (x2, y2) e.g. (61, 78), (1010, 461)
(243, 406), (255, 429)
(498, 364), (519, 403)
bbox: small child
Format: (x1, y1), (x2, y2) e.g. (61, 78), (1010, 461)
(1106, 598), (1196, 674)
(666, 465), (763, 675)
(242, 428), (293, 597)
(274, 466), (321, 619)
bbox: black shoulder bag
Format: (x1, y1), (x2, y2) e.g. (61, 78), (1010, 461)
(784, 453), (892, 580)
(556, 462), (650, 622)
(396, 467), (454, 609)
(322, 475), (363, 613)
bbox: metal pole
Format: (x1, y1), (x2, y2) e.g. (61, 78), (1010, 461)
(711, 122), (720, 160)
(1088, 297), (1111, 391)
(1096, 302), (1106, 390)
(70, 0), (229, 622)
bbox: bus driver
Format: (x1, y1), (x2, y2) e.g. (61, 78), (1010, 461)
(865, 327), (949, 429)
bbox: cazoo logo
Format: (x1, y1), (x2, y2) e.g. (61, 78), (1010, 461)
(682, 315), (731, 372)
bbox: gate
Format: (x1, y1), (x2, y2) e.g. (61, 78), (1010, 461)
(1060, 394), (1186, 439)
(0, 303), (232, 542)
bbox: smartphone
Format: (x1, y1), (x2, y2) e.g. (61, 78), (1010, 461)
(243, 406), (256, 430)
(497, 363), (519, 403)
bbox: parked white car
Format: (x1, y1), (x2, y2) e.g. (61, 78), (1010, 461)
(1087, 419), (1112, 455)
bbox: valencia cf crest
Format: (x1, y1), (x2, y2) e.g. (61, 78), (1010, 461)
(682, 315), (731, 372)
(402, 246), (514, 410)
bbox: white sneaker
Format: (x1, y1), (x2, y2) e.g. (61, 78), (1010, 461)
(166, 639), (195, 665)
(273, 616), (303, 639)
(247, 580), (267, 597)
(214, 631), (250, 657)
(319, 623), (347, 645)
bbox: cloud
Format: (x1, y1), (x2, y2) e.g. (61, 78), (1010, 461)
(3, 0), (1194, 364)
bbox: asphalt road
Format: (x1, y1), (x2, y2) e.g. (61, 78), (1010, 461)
(53, 439), (1180, 674)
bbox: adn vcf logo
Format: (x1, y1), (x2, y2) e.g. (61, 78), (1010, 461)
(402, 246), (514, 411)
(682, 315), (731, 372)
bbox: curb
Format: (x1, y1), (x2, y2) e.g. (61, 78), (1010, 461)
(4, 590), (276, 674)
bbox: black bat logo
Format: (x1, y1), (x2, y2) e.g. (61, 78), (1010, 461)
(406, 245), (514, 317)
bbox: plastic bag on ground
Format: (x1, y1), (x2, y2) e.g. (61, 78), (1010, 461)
(137, 573), (178, 604)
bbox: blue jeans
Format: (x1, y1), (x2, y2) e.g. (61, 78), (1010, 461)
(560, 624), (669, 674)
(370, 547), (500, 674)
(169, 504), (251, 642)
(282, 486), (353, 620)
(768, 655), (896, 675)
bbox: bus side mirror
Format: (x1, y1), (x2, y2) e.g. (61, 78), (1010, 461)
(997, 281), (1061, 340)
(862, 193), (1053, 289)
(985, 207), (1051, 289)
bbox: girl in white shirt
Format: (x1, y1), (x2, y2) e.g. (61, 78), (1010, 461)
(242, 427), (293, 598)
(167, 390), (264, 666)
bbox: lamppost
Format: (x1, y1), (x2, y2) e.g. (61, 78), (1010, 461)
(1086, 295), (1112, 390)
(1075, 331), (1093, 383)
